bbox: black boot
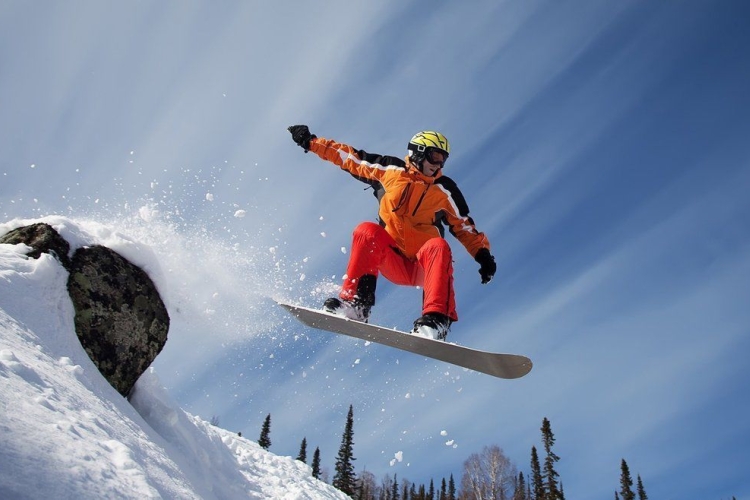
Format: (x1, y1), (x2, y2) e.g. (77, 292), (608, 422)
(412, 313), (451, 340)
(323, 297), (371, 322)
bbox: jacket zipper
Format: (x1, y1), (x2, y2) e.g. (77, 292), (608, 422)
(411, 184), (430, 216)
(392, 184), (411, 212)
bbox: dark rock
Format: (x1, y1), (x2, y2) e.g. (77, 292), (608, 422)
(0, 223), (72, 269)
(67, 245), (169, 397)
(2, 223), (170, 398)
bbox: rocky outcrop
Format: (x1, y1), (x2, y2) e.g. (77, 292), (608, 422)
(0, 222), (71, 268)
(67, 245), (169, 397)
(1, 223), (169, 397)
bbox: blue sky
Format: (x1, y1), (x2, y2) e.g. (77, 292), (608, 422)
(2, 1), (749, 498)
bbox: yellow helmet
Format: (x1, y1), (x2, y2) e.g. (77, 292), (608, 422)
(408, 131), (450, 158)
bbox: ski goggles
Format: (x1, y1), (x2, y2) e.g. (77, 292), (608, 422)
(425, 148), (448, 167)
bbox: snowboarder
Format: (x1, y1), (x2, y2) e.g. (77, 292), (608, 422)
(287, 125), (496, 340)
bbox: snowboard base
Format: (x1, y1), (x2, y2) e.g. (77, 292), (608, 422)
(278, 302), (532, 379)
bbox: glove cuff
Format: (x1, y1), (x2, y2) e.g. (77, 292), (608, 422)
(303, 135), (317, 151)
(474, 248), (492, 264)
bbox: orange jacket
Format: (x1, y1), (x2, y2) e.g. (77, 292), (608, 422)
(309, 137), (490, 261)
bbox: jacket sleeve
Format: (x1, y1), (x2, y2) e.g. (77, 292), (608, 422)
(435, 177), (491, 258)
(308, 137), (405, 183)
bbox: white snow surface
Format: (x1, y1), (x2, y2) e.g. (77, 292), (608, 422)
(0, 217), (347, 500)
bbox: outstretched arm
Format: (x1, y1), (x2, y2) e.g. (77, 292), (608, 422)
(288, 125), (403, 183)
(435, 177), (496, 284)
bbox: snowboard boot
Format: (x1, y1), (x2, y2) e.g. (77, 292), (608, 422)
(322, 297), (371, 323)
(411, 312), (452, 341)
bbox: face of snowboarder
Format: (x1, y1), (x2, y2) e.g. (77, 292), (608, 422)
(421, 149), (446, 176)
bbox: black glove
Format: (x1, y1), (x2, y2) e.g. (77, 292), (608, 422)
(474, 248), (496, 284)
(287, 125), (316, 152)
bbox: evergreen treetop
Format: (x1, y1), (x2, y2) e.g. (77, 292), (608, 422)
(541, 418), (562, 500)
(311, 447), (321, 480)
(258, 414), (271, 450)
(296, 437), (307, 463)
(333, 405), (357, 496)
(619, 459), (635, 500)
(636, 474), (648, 500)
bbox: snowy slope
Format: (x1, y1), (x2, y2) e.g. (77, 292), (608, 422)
(0, 217), (347, 500)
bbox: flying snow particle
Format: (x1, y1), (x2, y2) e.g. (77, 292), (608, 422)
(440, 430), (448, 436)
(138, 205), (157, 222)
(300, 274), (306, 281)
(341, 247), (347, 254)
(320, 232), (327, 238)
(234, 210), (247, 218)
(206, 193), (214, 201)
(445, 440), (454, 446)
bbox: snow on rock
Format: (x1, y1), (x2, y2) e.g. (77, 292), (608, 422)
(0, 217), (347, 500)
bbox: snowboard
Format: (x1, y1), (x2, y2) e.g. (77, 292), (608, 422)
(278, 302), (532, 379)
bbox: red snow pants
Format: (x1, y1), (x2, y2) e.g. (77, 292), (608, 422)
(339, 221), (457, 321)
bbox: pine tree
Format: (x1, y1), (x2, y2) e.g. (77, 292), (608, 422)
(440, 478), (447, 500)
(541, 418), (562, 499)
(448, 474), (456, 500)
(514, 471), (527, 500)
(619, 459), (635, 500)
(530, 446), (544, 500)
(297, 437), (307, 463)
(333, 405), (357, 496)
(391, 474), (400, 500)
(636, 475), (648, 500)
(258, 414), (271, 450)
(428, 479), (435, 500)
(312, 447), (322, 479)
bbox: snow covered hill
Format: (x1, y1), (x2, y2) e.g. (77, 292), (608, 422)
(0, 217), (347, 500)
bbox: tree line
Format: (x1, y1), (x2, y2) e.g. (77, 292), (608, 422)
(249, 409), (669, 499)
